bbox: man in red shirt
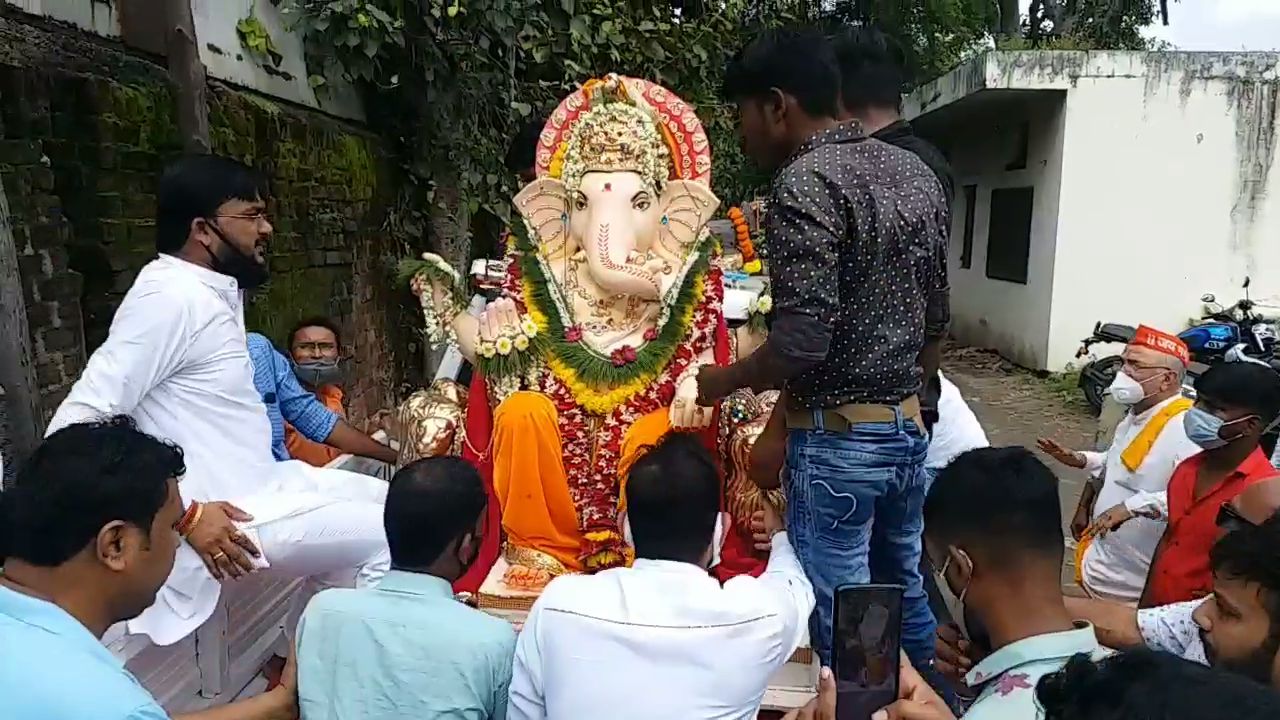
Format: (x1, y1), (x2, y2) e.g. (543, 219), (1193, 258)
(1139, 362), (1280, 607)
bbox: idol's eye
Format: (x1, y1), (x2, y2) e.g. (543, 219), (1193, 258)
(573, 192), (588, 211)
(633, 193), (652, 211)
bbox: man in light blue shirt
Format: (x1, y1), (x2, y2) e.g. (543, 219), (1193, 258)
(297, 456), (515, 720)
(0, 415), (296, 720)
(923, 447), (1105, 719)
(245, 332), (396, 464)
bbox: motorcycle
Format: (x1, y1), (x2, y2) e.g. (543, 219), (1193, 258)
(1075, 277), (1277, 415)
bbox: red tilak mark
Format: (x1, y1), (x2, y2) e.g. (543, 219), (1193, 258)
(603, 182), (612, 192)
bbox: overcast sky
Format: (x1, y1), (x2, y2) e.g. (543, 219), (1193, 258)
(1020, 0), (1280, 51)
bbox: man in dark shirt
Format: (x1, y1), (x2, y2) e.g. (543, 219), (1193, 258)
(832, 24), (962, 650)
(832, 26), (955, 428)
(832, 25), (956, 205)
(703, 27), (950, 667)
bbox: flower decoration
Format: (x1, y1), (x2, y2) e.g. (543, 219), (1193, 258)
(747, 291), (772, 334)
(520, 316), (540, 337)
(514, 334), (530, 351)
(609, 345), (639, 367)
(564, 325), (583, 343)
(398, 252), (468, 347)
(548, 141), (568, 180)
(559, 93), (669, 194)
(495, 337), (515, 356)
(727, 206), (761, 275)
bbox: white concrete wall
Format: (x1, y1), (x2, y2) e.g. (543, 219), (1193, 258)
(191, 0), (364, 121)
(4, 0), (363, 121)
(1047, 59), (1280, 369)
(924, 92), (1068, 368)
(4, 0), (118, 36)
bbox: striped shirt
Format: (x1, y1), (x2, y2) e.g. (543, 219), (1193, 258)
(246, 332), (339, 460)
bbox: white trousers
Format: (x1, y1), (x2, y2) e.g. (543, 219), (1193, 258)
(249, 470), (391, 638)
(129, 465), (390, 646)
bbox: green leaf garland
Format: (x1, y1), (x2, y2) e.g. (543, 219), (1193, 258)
(507, 218), (711, 390)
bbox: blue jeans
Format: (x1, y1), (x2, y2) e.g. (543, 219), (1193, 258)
(785, 411), (935, 668)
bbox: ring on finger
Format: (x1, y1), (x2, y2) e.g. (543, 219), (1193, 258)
(211, 551), (227, 561)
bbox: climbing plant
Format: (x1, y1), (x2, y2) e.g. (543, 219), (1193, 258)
(277, 0), (1164, 262)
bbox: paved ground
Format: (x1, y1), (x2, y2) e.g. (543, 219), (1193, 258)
(941, 345), (1100, 580)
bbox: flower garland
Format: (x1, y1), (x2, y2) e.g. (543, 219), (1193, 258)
(535, 267), (723, 570)
(489, 217), (723, 571)
(398, 253), (470, 346)
(727, 206), (762, 275)
(507, 219), (712, 414)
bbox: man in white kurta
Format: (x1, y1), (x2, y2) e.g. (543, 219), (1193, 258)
(1038, 326), (1199, 604)
(508, 432), (814, 720)
(46, 155), (389, 645)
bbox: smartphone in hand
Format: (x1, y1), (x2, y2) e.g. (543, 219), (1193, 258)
(832, 584), (904, 720)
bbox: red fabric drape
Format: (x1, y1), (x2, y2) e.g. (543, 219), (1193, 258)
(454, 370), (502, 594)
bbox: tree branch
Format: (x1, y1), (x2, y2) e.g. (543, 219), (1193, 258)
(164, 0), (210, 154)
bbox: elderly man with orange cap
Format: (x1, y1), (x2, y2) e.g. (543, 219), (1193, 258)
(1037, 326), (1200, 605)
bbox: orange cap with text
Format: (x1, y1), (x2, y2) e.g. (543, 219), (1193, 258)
(1132, 325), (1190, 366)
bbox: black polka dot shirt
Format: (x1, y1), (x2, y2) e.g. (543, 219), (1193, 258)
(750, 122), (951, 409)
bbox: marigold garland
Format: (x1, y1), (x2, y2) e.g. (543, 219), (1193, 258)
(727, 206), (761, 275)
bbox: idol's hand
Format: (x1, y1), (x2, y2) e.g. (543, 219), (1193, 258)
(478, 297), (522, 345)
(671, 371), (713, 429)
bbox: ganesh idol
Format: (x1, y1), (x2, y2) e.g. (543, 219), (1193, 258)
(404, 75), (778, 599)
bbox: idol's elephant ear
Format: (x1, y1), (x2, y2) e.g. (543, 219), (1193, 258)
(514, 178), (574, 260)
(656, 180), (721, 261)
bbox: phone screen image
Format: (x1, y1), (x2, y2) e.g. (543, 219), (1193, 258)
(831, 584), (904, 720)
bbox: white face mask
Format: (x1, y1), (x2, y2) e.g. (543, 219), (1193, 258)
(935, 551), (973, 639)
(1108, 370), (1163, 406)
(623, 512), (727, 568)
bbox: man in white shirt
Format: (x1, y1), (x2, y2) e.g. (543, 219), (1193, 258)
(508, 432), (814, 720)
(46, 155), (390, 646)
(924, 372), (988, 478)
(1037, 326), (1200, 604)
(938, 480), (1280, 692)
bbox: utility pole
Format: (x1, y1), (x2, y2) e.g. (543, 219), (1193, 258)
(164, 0), (211, 153)
(0, 177), (43, 484)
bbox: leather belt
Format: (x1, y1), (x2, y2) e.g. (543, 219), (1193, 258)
(785, 394), (923, 433)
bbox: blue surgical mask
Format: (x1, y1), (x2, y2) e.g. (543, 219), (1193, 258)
(1183, 407), (1254, 450)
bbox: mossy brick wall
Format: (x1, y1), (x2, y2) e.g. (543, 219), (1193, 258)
(208, 85), (404, 419)
(0, 11), (413, 423)
(0, 66), (86, 418)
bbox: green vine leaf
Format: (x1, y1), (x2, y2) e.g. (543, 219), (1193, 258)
(236, 13), (284, 68)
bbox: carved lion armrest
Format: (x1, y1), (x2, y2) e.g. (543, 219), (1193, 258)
(394, 379), (470, 465)
(719, 389), (785, 529)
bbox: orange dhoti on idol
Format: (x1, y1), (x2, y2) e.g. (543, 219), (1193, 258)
(401, 74), (775, 605)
